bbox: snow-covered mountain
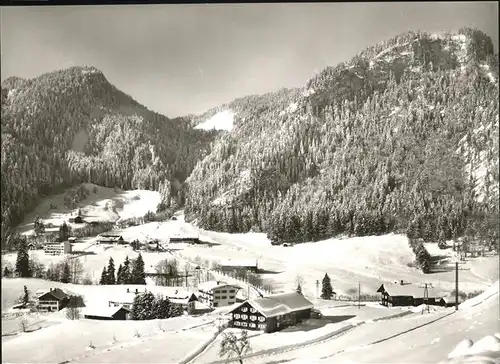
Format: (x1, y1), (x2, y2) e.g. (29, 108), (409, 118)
(184, 27), (499, 247)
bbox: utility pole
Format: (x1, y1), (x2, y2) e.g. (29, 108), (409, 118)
(455, 261), (459, 311)
(185, 271), (188, 288)
(316, 280), (319, 298)
(420, 282), (433, 314)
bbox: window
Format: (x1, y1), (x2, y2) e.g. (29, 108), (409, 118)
(221, 290), (227, 293)
(241, 307), (248, 312)
(258, 316), (265, 322)
(228, 302), (234, 305)
(250, 315), (257, 321)
(241, 322), (247, 327)
(229, 295), (235, 300)
(213, 302), (218, 307)
(229, 290), (235, 293)
(234, 314), (240, 319)
(234, 321), (241, 326)
(250, 308), (256, 313)
(241, 314), (248, 320)
(258, 324), (266, 329)
(249, 323), (256, 328)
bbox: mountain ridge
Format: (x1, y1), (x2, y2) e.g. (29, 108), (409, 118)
(1, 65), (217, 247)
(184, 27), (499, 246)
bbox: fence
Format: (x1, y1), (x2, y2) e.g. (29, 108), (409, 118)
(335, 294), (380, 302)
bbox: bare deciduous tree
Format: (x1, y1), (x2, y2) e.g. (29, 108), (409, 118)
(19, 317), (29, 332)
(65, 306), (81, 320)
(219, 330), (252, 364)
(295, 274), (305, 293)
(64, 257), (84, 284)
(155, 258), (179, 286)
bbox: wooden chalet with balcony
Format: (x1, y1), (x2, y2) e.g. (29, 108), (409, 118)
(229, 291), (314, 333)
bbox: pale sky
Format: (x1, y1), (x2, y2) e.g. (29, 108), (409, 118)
(1, 2), (498, 117)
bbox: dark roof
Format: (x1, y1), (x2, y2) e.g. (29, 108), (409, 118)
(230, 291), (314, 318)
(38, 288), (68, 301)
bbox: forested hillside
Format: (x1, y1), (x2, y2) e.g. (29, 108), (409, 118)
(184, 28), (499, 246)
(1, 66), (217, 245)
(188, 87), (303, 130)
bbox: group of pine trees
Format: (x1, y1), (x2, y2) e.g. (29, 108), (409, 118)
(185, 28), (499, 248)
(130, 291), (183, 320)
(99, 254), (145, 285)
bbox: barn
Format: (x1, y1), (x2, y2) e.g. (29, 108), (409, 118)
(229, 291), (314, 333)
(376, 282), (443, 307)
(440, 295), (462, 307)
(97, 234), (125, 245)
(168, 236), (200, 244)
(84, 306), (131, 320)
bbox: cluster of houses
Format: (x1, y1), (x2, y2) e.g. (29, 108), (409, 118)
(31, 277), (463, 334)
(27, 238), (75, 256)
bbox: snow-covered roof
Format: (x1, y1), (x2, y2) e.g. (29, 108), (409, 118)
(441, 296), (462, 304)
(377, 283), (444, 298)
(108, 289), (198, 304)
(169, 294), (197, 305)
(230, 291), (314, 318)
(35, 289), (47, 297)
(97, 234), (123, 242)
(198, 281), (241, 292)
(39, 288), (68, 301)
(109, 291), (137, 304)
(83, 305), (130, 318)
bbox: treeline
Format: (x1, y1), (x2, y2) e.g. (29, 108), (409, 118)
(185, 28), (499, 246)
(1, 65), (216, 249)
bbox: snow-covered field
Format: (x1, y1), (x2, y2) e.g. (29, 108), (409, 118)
(3, 187), (499, 364)
(2, 310), (215, 364)
(177, 225), (495, 296)
(17, 183), (161, 236)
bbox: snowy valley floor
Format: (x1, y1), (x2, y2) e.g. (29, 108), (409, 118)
(2, 191), (499, 364)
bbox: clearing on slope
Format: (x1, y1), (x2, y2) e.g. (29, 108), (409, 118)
(17, 183), (161, 236)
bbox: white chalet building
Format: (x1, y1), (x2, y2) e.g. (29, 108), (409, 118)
(197, 281), (241, 308)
